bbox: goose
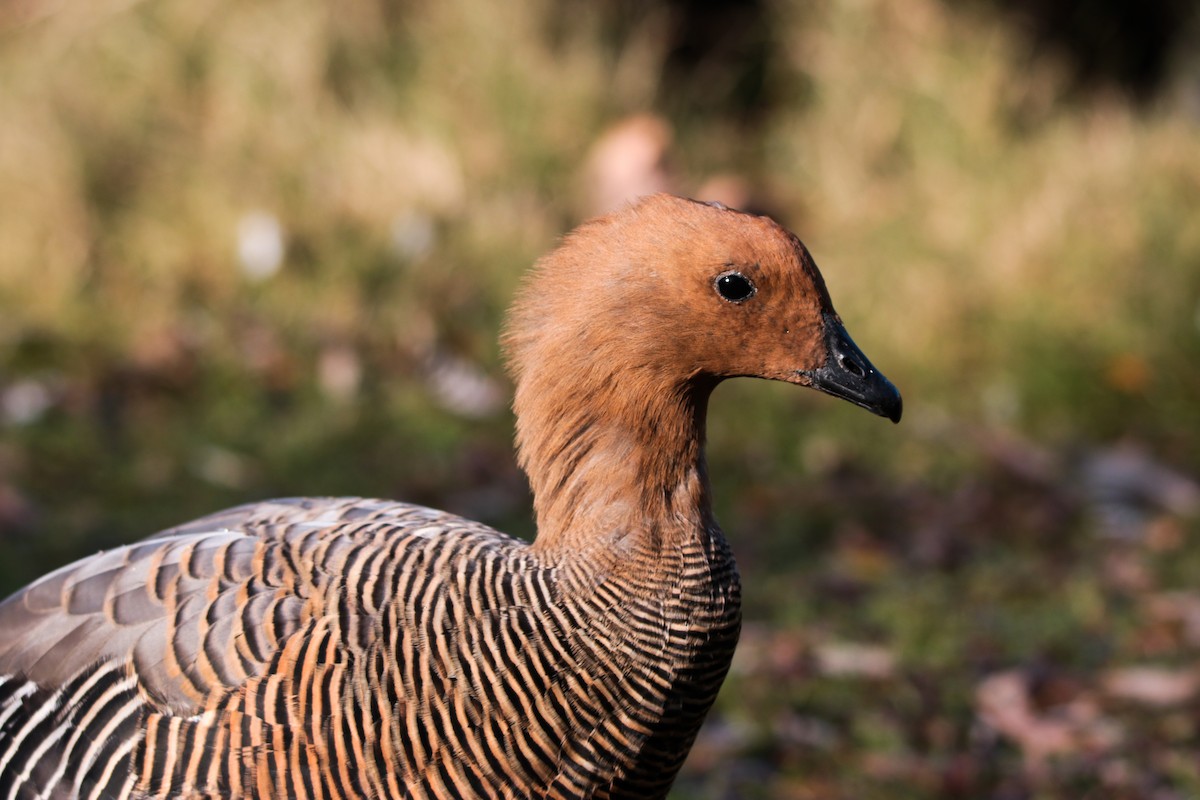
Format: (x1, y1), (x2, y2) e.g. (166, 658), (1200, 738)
(0, 193), (900, 799)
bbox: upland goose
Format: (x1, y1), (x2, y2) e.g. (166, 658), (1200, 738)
(0, 194), (900, 799)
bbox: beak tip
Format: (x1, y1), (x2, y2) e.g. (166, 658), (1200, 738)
(868, 383), (902, 424)
(884, 390), (903, 423)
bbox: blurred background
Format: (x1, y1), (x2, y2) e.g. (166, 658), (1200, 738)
(2, 0), (1200, 796)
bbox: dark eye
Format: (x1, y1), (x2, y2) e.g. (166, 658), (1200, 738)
(715, 271), (756, 303)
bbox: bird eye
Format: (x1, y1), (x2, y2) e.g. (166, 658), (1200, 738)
(715, 271), (756, 303)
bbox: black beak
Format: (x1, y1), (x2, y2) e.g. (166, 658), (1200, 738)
(805, 314), (902, 423)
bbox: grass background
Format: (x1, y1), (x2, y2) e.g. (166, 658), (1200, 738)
(1, 0), (1199, 797)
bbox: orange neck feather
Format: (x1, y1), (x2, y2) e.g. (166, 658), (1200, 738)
(504, 210), (721, 555)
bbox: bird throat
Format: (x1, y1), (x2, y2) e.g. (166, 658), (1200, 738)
(520, 371), (719, 560)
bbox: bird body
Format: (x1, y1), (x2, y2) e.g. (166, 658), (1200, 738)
(0, 195), (900, 799)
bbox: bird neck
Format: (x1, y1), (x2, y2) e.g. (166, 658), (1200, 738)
(515, 366), (719, 558)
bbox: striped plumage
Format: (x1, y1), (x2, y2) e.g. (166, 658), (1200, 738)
(0, 194), (900, 799)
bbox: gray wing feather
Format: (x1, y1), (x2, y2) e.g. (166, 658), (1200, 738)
(0, 498), (341, 711)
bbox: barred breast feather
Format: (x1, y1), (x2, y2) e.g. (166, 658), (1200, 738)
(0, 194), (900, 799)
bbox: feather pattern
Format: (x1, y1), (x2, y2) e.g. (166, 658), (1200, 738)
(0, 194), (898, 798)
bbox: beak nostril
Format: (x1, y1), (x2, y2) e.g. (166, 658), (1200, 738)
(840, 355), (866, 378)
